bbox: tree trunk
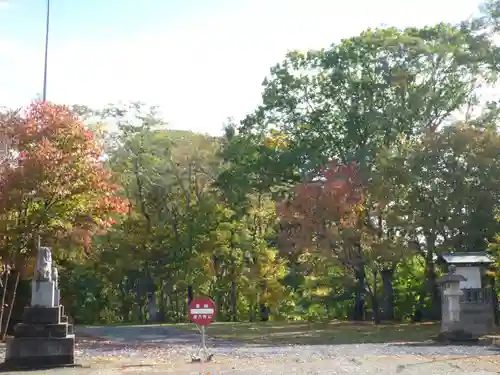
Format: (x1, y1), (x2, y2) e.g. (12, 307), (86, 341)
(425, 234), (440, 320)
(414, 255), (441, 322)
(371, 295), (381, 324)
(353, 265), (365, 321)
(147, 293), (157, 323)
(157, 282), (166, 322)
(174, 291), (180, 322)
(259, 303), (269, 322)
(490, 276), (499, 325)
(371, 269), (381, 324)
(381, 267), (395, 321)
(214, 291), (223, 321)
(230, 280), (237, 322)
(135, 294), (143, 323)
(413, 292), (424, 322)
(187, 285), (193, 306)
(2, 271), (19, 341)
(249, 301), (255, 322)
(424, 257), (440, 320)
(259, 279), (270, 322)
(119, 281), (130, 322)
(169, 294), (176, 322)
(182, 294), (188, 322)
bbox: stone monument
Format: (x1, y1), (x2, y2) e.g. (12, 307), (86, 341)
(3, 246), (75, 369)
(438, 265), (467, 339)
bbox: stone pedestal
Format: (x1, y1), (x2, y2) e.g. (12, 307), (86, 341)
(4, 295), (75, 369)
(31, 280), (56, 307)
(2, 246), (77, 369)
(5, 336), (75, 367)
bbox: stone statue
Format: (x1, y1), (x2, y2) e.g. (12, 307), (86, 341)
(35, 247), (52, 281)
(51, 267), (58, 287)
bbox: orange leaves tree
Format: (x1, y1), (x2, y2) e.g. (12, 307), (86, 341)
(0, 101), (127, 265)
(276, 161), (377, 319)
(276, 161), (364, 263)
(277, 160), (411, 321)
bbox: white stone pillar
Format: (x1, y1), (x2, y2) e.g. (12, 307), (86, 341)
(31, 280), (56, 308)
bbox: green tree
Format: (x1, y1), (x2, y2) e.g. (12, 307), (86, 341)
(385, 114), (500, 319)
(221, 3), (500, 321)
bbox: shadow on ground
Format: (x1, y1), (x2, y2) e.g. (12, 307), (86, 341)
(76, 323), (441, 347)
(76, 323), (500, 353)
(77, 325), (200, 344)
(76, 325), (240, 350)
(173, 321), (443, 346)
(390, 340), (490, 348)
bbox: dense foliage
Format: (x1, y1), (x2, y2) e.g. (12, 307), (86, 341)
(2, 1), (500, 326)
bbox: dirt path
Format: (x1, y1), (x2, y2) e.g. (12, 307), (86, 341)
(75, 325), (206, 346)
(2, 326), (500, 374)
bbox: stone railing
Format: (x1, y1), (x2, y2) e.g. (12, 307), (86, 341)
(460, 287), (493, 304)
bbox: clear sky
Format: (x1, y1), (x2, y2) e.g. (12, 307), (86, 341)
(0, 0), (484, 135)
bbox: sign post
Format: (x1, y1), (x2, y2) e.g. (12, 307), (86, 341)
(188, 296), (216, 362)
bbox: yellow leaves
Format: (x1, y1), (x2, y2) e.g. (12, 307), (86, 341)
(313, 287), (330, 297)
(264, 130), (289, 150)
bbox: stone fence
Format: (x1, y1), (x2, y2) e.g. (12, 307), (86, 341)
(460, 288), (493, 304)
(457, 287), (495, 336)
(441, 286), (495, 338)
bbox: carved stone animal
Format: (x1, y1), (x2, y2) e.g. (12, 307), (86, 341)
(35, 247), (52, 281)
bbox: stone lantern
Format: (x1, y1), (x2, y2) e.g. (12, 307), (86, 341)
(437, 265), (467, 338)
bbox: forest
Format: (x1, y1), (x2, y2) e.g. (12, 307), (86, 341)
(0, 1), (500, 329)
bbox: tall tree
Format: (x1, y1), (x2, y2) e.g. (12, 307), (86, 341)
(223, 3), (500, 321)
(384, 115), (500, 319)
(0, 101), (128, 262)
(235, 15), (500, 185)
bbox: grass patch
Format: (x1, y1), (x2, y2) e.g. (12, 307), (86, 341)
(176, 321), (441, 345)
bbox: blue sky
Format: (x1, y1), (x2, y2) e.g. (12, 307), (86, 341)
(0, 0), (484, 134)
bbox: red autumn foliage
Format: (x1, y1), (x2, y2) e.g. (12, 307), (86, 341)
(0, 101), (127, 253)
(276, 161), (363, 252)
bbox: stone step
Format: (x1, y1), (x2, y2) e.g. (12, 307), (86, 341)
(13, 323), (69, 338)
(60, 315), (68, 323)
(23, 306), (61, 325)
(5, 336), (75, 368)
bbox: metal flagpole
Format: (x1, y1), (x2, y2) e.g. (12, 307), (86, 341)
(42, 0), (50, 102)
(39, 0), (50, 251)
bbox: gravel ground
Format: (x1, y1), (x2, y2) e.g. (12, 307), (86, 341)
(2, 326), (500, 374)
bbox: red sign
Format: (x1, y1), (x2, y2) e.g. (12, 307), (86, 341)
(189, 297), (216, 326)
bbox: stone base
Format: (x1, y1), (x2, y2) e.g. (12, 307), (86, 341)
(23, 306), (61, 324)
(2, 355), (77, 370)
(14, 322), (72, 338)
(436, 330), (479, 342)
(5, 335), (75, 369)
